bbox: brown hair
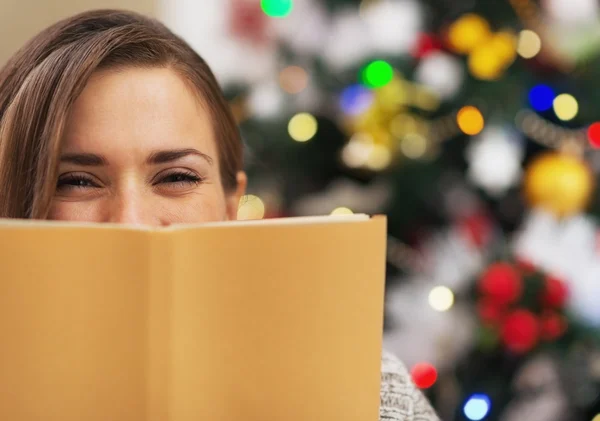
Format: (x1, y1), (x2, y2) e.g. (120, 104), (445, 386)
(0, 9), (243, 219)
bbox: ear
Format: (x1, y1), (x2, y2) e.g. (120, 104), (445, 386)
(225, 171), (248, 221)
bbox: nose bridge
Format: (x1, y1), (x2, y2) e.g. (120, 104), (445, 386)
(109, 184), (148, 225)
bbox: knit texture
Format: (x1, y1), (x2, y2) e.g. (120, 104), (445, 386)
(380, 350), (440, 421)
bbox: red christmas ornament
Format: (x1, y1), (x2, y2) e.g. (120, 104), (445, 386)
(410, 362), (438, 389)
(540, 312), (568, 341)
(478, 262), (523, 306)
(477, 298), (504, 326)
(412, 33), (443, 59)
(501, 309), (539, 354)
(542, 275), (569, 308)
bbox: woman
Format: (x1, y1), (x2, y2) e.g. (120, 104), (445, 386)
(0, 10), (439, 420)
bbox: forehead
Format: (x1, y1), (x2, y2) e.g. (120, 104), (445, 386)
(62, 66), (217, 158)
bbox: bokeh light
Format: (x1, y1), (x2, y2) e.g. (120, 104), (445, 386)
(288, 113), (318, 142)
(361, 60), (394, 88)
(490, 31), (517, 64)
(428, 286), (455, 312)
(400, 133), (428, 159)
(448, 13), (491, 54)
(588, 122), (600, 148)
(340, 84), (374, 116)
(279, 66), (308, 94)
(468, 45), (505, 80)
(331, 207), (354, 216)
(342, 133), (375, 168)
(529, 84), (555, 112)
(464, 394), (491, 421)
(366, 144), (392, 170)
(591, 414), (600, 421)
(517, 30), (542, 59)
(261, 0), (293, 18)
(457, 106), (485, 135)
(237, 195), (266, 220)
(410, 362), (438, 389)
(553, 94), (579, 121)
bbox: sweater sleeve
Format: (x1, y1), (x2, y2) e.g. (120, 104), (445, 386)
(379, 350), (440, 421)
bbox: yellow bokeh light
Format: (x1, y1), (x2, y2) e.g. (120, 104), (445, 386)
(591, 414), (600, 421)
(288, 113), (318, 142)
(490, 31), (517, 64)
(553, 94), (579, 121)
(237, 194), (265, 220)
(401, 133), (428, 159)
(517, 30), (542, 59)
(448, 13), (492, 54)
(331, 207), (354, 216)
(468, 45), (505, 80)
(341, 133), (374, 168)
(457, 106), (485, 135)
(279, 66), (308, 94)
(366, 144), (392, 170)
(428, 286), (455, 312)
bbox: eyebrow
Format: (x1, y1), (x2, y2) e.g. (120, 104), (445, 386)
(60, 148), (213, 166)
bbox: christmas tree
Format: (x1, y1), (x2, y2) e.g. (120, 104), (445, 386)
(222, 0), (600, 419)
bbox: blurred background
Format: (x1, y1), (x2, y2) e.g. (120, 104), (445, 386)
(3, 0), (600, 420)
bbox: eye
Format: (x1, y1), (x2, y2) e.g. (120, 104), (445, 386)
(56, 174), (100, 191)
(156, 170), (203, 188)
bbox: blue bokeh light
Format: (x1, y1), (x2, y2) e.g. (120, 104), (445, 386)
(528, 84), (555, 112)
(463, 394), (491, 421)
(339, 84), (373, 116)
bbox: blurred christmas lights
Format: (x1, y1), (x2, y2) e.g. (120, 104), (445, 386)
(261, 0), (293, 18)
(288, 113), (318, 142)
(410, 362), (438, 389)
(400, 133), (428, 159)
(448, 14), (491, 54)
(457, 106), (485, 136)
(361, 60), (394, 88)
(279, 66), (308, 94)
(365, 144), (392, 170)
(339, 84), (374, 116)
(528, 84), (555, 112)
(553, 94), (579, 121)
(588, 122), (600, 148)
(428, 286), (454, 312)
(517, 29), (542, 59)
(330, 207), (354, 216)
(237, 195), (266, 220)
(463, 394), (491, 421)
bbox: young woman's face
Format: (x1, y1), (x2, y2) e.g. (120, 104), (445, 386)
(48, 67), (246, 226)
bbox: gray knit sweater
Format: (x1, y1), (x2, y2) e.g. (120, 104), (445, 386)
(380, 350), (440, 421)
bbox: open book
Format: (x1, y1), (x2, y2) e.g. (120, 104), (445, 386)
(0, 214), (387, 421)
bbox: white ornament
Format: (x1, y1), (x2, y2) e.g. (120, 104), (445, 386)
(466, 127), (524, 197)
(247, 81), (284, 119)
(322, 10), (373, 71)
(272, 0), (329, 56)
(361, 0), (423, 55)
(415, 52), (464, 99)
(513, 209), (600, 327)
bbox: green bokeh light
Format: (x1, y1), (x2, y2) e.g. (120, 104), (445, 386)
(361, 60), (394, 88)
(261, 0), (293, 18)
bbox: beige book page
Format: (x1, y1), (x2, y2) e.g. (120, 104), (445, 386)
(0, 215), (387, 421)
(0, 225), (151, 420)
(163, 216), (387, 421)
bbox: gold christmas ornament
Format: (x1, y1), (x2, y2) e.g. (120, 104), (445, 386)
(524, 152), (595, 217)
